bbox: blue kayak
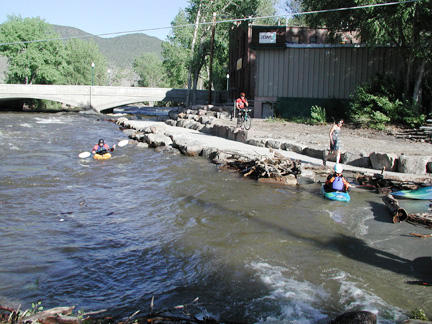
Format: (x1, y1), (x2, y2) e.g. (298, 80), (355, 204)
(390, 186), (432, 200)
(321, 185), (351, 202)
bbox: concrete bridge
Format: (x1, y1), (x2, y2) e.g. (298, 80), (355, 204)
(0, 84), (228, 112)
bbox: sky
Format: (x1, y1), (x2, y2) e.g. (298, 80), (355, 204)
(0, 0), (191, 41)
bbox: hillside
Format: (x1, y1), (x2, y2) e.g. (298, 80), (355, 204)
(52, 25), (163, 68)
(0, 24), (163, 85)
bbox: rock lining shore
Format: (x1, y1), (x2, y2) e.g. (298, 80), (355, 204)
(115, 110), (431, 186)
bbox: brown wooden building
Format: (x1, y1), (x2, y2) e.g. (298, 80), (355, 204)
(228, 23), (402, 118)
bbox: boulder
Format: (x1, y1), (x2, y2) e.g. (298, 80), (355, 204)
(247, 138), (266, 147)
(258, 174), (297, 185)
(297, 168), (316, 184)
(172, 136), (204, 156)
(164, 119), (176, 126)
(122, 129), (136, 137)
(168, 109), (180, 120)
(330, 311), (377, 324)
(369, 152), (398, 171)
(130, 132), (145, 141)
(212, 124), (230, 138)
(199, 116), (215, 125)
(144, 133), (173, 147)
(143, 124), (166, 134)
(343, 151), (372, 168)
(266, 139), (283, 149)
(189, 122), (203, 131)
(183, 120), (198, 129)
(427, 161), (432, 173)
(227, 127), (237, 141)
(302, 147), (326, 159)
(235, 129), (248, 143)
(200, 125), (213, 134)
(201, 147), (219, 159)
(398, 155), (430, 174)
(176, 119), (189, 128)
(281, 141), (304, 154)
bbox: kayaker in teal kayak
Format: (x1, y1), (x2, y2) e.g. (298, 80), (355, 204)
(92, 139), (111, 155)
(324, 164), (351, 193)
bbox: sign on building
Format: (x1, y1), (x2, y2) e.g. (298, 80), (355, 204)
(251, 26), (286, 49)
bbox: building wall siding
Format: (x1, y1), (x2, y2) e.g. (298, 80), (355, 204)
(255, 46), (402, 100)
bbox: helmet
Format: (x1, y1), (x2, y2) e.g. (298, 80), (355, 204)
(98, 139), (104, 144)
(334, 164), (343, 174)
(240, 92), (245, 97)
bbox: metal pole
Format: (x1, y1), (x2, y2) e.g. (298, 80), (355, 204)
(208, 12), (216, 104)
(91, 62), (95, 86)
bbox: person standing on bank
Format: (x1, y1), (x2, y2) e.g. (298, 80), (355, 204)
(323, 119), (344, 166)
(234, 92), (248, 120)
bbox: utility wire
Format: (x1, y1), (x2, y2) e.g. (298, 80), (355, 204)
(0, 0), (424, 46)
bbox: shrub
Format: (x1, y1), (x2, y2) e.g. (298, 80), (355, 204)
(410, 308), (429, 321)
(310, 105), (326, 124)
(349, 74), (425, 129)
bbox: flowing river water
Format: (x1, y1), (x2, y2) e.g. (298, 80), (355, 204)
(0, 112), (431, 323)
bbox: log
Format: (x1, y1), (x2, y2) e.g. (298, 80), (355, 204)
(20, 307), (75, 324)
(382, 195), (408, 223)
(409, 232), (432, 238)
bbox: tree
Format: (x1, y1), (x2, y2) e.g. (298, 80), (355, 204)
(0, 15), (67, 84)
(300, 0), (432, 108)
(163, 0), (279, 106)
(162, 9), (192, 88)
(133, 52), (168, 87)
(64, 38), (108, 86)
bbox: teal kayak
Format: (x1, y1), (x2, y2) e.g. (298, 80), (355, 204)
(321, 186), (351, 202)
(390, 186), (432, 200)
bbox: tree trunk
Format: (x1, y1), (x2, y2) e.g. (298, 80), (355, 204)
(208, 12), (217, 104)
(412, 58), (425, 106)
(186, 1), (202, 108)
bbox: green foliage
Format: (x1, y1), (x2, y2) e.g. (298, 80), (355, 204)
(133, 53), (168, 88)
(28, 302), (44, 315)
(162, 10), (192, 88)
(310, 105), (326, 124)
(349, 74), (425, 129)
(410, 308), (429, 321)
(0, 15), (67, 84)
(0, 16), (108, 87)
(299, 0), (432, 107)
(163, 0), (279, 100)
(64, 38), (108, 86)
(265, 116), (286, 123)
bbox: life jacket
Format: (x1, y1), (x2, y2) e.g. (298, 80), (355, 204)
(93, 143), (109, 154)
(332, 176), (344, 191)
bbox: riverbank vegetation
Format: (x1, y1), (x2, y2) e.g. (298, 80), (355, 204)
(300, 0), (431, 126)
(0, 16), (108, 86)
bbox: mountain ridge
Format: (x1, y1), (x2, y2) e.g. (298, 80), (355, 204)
(52, 24), (163, 68)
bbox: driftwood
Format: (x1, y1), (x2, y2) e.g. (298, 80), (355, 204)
(382, 194), (432, 228)
(409, 232), (432, 238)
(355, 174), (431, 194)
(382, 194), (408, 223)
(221, 150), (301, 181)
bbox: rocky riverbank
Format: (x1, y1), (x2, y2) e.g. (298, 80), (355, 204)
(114, 105), (431, 188)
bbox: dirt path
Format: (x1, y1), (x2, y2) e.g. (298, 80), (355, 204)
(215, 119), (432, 157)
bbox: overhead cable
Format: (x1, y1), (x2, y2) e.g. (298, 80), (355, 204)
(0, 0), (424, 46)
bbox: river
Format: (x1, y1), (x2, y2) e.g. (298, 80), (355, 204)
(0, 112), (431, 323)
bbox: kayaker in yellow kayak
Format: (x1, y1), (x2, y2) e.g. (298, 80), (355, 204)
(92, 139), (111, 156)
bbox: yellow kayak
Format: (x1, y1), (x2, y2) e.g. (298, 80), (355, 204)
(93, 152), (112, 160)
